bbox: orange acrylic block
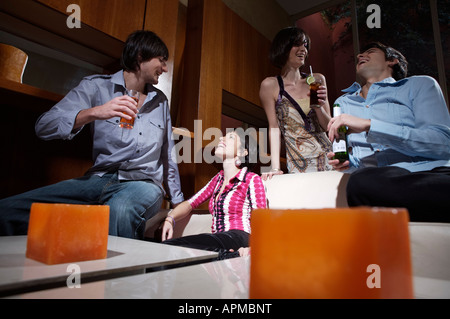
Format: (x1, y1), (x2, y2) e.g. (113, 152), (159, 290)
(249, 207), (413, 299)
(26, 203), (110, 265)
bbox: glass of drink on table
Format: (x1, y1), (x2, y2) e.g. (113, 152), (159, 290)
(307, 66), (322, 108)
(120, 89), (140, 129)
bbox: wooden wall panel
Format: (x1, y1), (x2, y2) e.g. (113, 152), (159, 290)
(179, 0), (277, 199)
(180, 0), (276, 132)
(144, 0), (180, 106)
(36, 0), (146, 42)
(180, 0), (275, 133)
(222, 6), (277, 107)
(178, 0), (226, 199)
(196, 0), (225, 132)
(170, 3), (187, 126)
(178, 0), (203, 133)
(180, 0), (225, 133)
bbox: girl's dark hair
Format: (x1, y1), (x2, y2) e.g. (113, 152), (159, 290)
(269, 27), (311, 69)
(233, 129), (259, 172)
(121, 30), (169, 72)
(361, 42), (408, 80)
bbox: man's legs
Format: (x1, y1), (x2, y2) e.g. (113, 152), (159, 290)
(346, 166), (450, 222)
(0, 172), (164, 239)
(0, 174), (111, 236)
(101, 179), (163, 239)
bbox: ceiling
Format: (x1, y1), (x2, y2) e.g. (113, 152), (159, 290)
(274, 0), (336, 18)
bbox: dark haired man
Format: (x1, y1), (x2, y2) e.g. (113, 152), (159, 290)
(327, 42), (450, 222)
(0, 30), (184, 238)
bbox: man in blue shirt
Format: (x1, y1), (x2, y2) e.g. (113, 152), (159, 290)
(327, 42), (450, 222)
(0, 30), (184, 238)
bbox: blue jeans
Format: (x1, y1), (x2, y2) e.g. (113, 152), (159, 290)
(0, 172), (163, 239)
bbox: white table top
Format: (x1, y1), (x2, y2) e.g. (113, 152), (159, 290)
(8, 256), (250, 299)
(5, 247), (449, 299)
(0, 235), (217, 297)
(3, 237), (448, 299)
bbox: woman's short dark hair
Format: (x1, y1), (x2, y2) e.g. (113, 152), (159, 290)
(269, 27), (311, 69)
(121, 30), (169, 72)
(361, 42), (408, 80)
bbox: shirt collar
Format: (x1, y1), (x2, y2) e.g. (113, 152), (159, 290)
(111, 70), (157, 101)
(111, 70), (126, 88)
(219, 166), (248, 182)
(235, 166), (248, 181)
(342, 77), (397, 94)
(342, 82), (361, 94)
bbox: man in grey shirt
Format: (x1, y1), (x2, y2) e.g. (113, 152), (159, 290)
(0, 30), (184, 239)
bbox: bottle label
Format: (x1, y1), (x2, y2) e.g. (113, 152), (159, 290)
(333, 139), (347, 153)
(333, 106), (342, 117)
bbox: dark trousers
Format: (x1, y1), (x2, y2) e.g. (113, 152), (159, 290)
(164, 229), (249, 258)
(346, 166), (450, 223)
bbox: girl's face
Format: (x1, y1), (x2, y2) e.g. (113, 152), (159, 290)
(286, 38), (308, 68)
(215, 132), (246, 160)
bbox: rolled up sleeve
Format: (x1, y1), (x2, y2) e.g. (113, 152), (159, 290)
(35, 79), (96, 140)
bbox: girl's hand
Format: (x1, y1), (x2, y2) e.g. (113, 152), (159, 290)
(161, 218), (174, 241)
(316, 85), (328, 108)
(261, 169), (283, 181)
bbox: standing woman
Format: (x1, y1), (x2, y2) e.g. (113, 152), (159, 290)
(161, 130), (266, 259)
(260, 27), (332, 180)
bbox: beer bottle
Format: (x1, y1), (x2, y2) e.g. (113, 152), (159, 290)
(332, 104), (349, 163)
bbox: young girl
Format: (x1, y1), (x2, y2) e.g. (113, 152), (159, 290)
(260, 27), (333, 179)
(161, 130), (266, 259)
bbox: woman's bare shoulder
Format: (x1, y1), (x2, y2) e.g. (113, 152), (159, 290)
(260, 76), (279, 91)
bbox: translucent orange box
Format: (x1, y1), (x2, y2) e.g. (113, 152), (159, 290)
(250, 207), (413, 299)
(26, 203), (110, 265)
